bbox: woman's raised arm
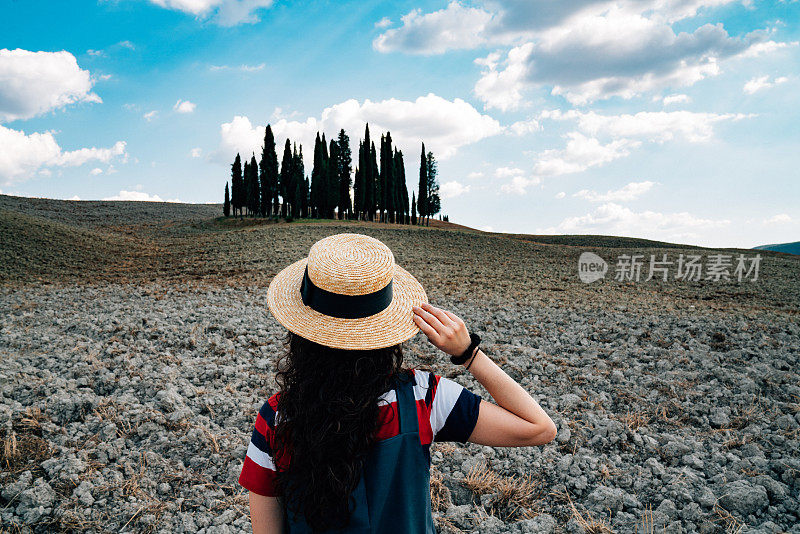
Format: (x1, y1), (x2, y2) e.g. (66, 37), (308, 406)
(412, 303), (557, 447)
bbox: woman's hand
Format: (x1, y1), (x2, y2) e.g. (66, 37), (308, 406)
(412, 303), (471, 357)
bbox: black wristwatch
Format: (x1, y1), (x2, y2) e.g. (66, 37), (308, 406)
(450, 333), (481, 365)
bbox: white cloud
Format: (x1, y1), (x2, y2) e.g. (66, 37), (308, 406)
(144, 110), (158, 121)
(102, 190), (182, 202)
(147, 0), (274, 26)
(661, 93), (691, 105)
(209, 63), (265, 72)
(173, 99), (196, 113)
(191, 147), (202, 158)
(508, 117), (540, 135)
(494, 167), (540, 194)
(0, 48), (101, 122)
(555, 191), (566, 199)
(573, 180), (655, 202)
(743, 75), (788, 94)
(68, 195), (81, 200)
(374, 17), (392, 29)
(0, 124), (126, 184)
(440, 180), (471, 198)
(375, 1), (789, 105)
(476, 11), (774, 106)
(538, 202), (731, 243)
(375, 0), (744, 55)
(474, 44), (532, 112)
(533, 132), (640, 177)
(763, 213), (792, 225)
(373, 2), (493, 54)
(89, 167), (103, 176)
(541, 109), (750, 143)
(737, 39), (798, 58)
(218, 93), (503, 164)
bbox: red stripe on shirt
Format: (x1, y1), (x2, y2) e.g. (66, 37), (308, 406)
(239, 455), (279, 496)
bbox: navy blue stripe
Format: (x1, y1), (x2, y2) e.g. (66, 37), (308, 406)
(251, 427), (273, 456)
(434, 388), (482, 443)
(259, 401), (276, 427)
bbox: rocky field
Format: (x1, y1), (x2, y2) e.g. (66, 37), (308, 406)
(1, 195), (799, 533)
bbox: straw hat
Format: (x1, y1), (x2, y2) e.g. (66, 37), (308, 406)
(266, 233), (428, 350)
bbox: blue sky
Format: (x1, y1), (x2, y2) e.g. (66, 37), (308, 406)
(1, 0), (798, 248)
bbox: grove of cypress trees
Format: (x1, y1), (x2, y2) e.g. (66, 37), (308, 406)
(259, 125), (278, 217)
(417, 143), (427, 226)
(224, 182), (230, 217)
(336, 129), (352, 220)
(411, 192), (416, 225)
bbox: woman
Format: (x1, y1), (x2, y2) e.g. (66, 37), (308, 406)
(239, 233), (557, 533)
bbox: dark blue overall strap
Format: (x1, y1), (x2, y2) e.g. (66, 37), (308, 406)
(395, 372), (419, 435)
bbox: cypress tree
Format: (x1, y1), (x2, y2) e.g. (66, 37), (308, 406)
(320, 133), (330, 219)
(411, 192), (416, 225)
(328, 138), (340, 219)
(231, 153), (242, 217)
(310, 133), (322, 218)
(392, 148), (407, 224)
(378, 134), (386, 222)
(379, 132), (395, 223)
(242, 158), (250, 216)
(279, 139), (292, 217)
(362, 125), (374, 221)
(336, 129), (352, 220)
(293, 145), (306, 219)
(417, 143), (427, 225)
(249, 154), (259, 217)
(399, 150), (409, 224)
(223, 182), (230, 217)
(353, 163), (363, 220)
(425, 151), (440, 226)
(259, 125), (278, 217)
(370, 141), (378, 222)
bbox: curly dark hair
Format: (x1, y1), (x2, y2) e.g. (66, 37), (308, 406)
(272, 331), (408, 531)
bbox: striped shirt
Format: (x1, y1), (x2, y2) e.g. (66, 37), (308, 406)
(238, 368), (482, 497)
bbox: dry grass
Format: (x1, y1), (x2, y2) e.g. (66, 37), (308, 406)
(435, 516), (464, 533)
(712, 501), (745, 534)
(549, 488), (612, 534)
(429, 468), (449, 513)
(461, 462), (542, 520)
(619, 410), (649, 432)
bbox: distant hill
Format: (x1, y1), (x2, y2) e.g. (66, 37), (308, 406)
(754, 241), (800, 255)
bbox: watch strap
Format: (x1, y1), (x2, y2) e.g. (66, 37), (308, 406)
(450, 332), (481, 365)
